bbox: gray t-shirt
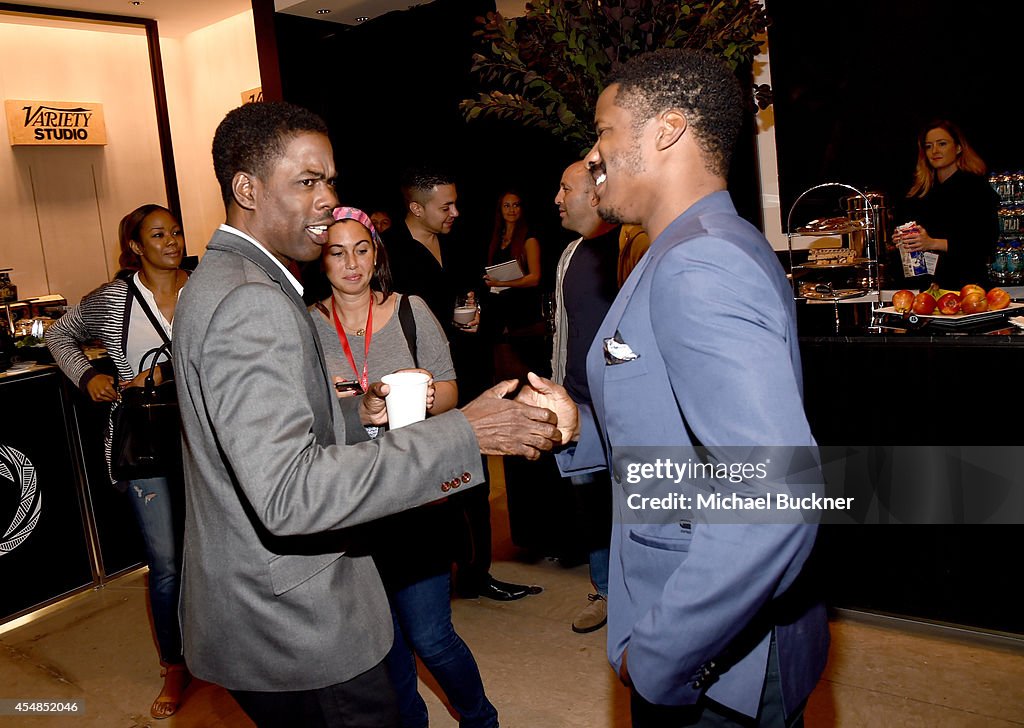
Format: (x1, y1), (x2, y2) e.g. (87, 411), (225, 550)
(309, 293), (455, 386)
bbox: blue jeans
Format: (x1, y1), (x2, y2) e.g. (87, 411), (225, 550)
(126, 475), (184, 665)
(384, 571), (498, 728)
(589, 546), (610, 597)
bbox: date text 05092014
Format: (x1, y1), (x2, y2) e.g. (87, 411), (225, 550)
(0, 699), (84, 715)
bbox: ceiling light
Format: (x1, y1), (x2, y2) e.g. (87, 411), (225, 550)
(316, 8), (331, 14)
(356, 16), (369, 22)
(130, 1), (143, 5)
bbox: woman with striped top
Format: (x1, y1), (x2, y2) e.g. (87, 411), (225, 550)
(45, 204), (190, 719)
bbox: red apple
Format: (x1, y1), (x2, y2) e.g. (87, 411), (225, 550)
(961, 291), (988, 314)
(986, 287), (1011, 311)
(912, 292), (936, 314)
(936, 292), (961, 315)
(960, 284), (985, 299)
(891, 289), (915, 313)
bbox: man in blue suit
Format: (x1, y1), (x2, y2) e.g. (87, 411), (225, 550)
(525, 49), (829, 726)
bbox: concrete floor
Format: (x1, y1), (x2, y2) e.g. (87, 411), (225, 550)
(1, 460), (1022, 727)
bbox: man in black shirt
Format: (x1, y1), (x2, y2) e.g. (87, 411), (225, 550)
(386, 170), (462, 336)
(389, 167), (538, 602)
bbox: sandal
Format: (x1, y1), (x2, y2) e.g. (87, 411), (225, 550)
(151, 663), (191, 720)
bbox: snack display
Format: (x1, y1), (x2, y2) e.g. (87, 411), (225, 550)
(807, 246), (857, 263)
(796, 216), (865, 234)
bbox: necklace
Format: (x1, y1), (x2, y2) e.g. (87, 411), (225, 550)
(331, 296), (373, 393)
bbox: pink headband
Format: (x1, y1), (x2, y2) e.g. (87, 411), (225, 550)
(331, 206), (383, 249)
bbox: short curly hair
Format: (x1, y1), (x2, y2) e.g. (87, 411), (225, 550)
(606, 48), (742, 178)
(212, 101), (329, 206)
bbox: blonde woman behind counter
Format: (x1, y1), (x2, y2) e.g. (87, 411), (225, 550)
(894, 119), (1000, 289)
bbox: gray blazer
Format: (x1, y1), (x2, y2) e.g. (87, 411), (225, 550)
(173, 229), (484, 691)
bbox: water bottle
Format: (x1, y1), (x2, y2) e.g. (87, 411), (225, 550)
(996, 173), (1013, 205)
(990, 240), (1008, 283)
(1008, 240), (1023, 284)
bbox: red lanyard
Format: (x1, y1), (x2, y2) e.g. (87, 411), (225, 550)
(331, 296), (373, 393)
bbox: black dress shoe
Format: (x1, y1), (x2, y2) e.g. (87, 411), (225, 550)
(479, 576), (543, 601)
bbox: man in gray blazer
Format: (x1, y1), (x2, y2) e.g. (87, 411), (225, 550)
(527, 49), (829, 726)
(173, 101), (561, 726)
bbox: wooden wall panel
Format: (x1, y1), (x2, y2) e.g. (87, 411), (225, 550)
(24, 148), (110, 305)
(0, 17), (165, 305)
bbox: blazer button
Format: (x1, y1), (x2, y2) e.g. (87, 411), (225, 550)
(451, 479), (461, 489)
(441, 482), (451, 492)
(691, 679), (702, 689)
(461, 472), (472, 483)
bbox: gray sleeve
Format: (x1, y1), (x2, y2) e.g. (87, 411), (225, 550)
(408, 295), (456, 382)
(203, 283), (483, 536)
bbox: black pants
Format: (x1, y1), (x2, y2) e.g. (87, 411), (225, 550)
(630, 637), (804, 728)
(229, 660), (400, 728)
(452, 476), (492, 591)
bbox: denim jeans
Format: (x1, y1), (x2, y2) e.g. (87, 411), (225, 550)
(384, 571), (498, 728)
(126, 475), (184, 665)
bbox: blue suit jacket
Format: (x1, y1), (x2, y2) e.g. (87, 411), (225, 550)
(558, 192), (829, 717)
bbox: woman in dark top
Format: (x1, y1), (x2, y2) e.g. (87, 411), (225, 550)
(480, 190), (547, 386)
(483, 191), (542, 334)
(895, 119), (1000, 289)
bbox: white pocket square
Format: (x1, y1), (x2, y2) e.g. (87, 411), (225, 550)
(603, 332), (639, 365)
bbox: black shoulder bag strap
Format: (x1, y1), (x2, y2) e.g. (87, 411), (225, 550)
(126, 276), (172, 348)
(397, 294), (418, 368)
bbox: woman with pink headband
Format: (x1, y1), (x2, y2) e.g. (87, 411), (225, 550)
(308, 206), (499, 728)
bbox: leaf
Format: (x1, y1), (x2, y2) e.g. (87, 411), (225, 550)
(460, 0), (771, 139)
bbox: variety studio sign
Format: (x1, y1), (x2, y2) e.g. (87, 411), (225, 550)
(5, 99), (107, 146)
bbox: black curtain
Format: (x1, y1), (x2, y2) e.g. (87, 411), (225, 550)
(766, 0), (1023, 230)
(275, 0), (766, 284)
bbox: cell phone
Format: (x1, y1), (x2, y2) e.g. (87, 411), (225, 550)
(335, 379), (364, 395)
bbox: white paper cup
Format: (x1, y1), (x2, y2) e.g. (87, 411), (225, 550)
(453, 306), (476, 325)
(381, 371), (430, 429)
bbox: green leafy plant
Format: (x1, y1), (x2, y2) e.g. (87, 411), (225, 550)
(460, 0), (771, 150)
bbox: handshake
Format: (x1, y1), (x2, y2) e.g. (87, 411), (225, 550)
(359, 372), (578, 460)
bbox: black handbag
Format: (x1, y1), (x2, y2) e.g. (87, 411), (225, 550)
(109, 279), (181, 481)
(110, 342), (181, 480)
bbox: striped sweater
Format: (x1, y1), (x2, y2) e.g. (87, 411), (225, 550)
(45, 277), (171, 485)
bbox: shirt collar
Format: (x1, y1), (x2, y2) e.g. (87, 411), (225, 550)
(219, 224), (304, 296)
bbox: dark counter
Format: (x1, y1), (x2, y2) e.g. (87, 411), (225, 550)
(0, 362), (144, 625)
(797, 300), (1024, 635)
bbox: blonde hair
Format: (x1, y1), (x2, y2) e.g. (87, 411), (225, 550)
(907, 119), (988, 199)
